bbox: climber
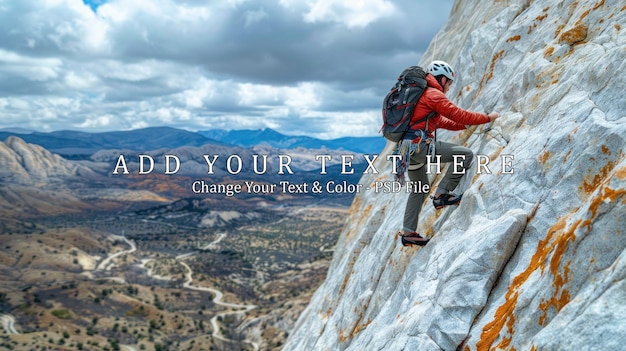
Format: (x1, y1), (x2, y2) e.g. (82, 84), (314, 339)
(400, 60), (500, 246)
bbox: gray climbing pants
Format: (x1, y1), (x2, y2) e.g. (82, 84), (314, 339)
(402, 141), (474, 232)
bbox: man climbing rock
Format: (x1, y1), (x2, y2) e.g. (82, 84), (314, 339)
(399, 60), (500, 246)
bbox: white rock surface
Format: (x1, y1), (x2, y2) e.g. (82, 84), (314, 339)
(0, 136), (85, 185)
(285, 0), (625, 350)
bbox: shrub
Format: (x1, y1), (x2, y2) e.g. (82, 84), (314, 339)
(51, 309), (72, 319)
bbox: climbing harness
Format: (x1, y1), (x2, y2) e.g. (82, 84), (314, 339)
(393, 128), (434, 184)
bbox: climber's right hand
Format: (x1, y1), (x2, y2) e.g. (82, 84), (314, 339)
(487, 112), (500, 123)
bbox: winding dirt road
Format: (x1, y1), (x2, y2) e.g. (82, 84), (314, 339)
(0, 233), (258, 350)
(96, 235), (137, 271)
(1, 235), (137, 336)
(0, 314), (18, 334)
(143, 233), (260, 350)
(92, 234), (138, 351)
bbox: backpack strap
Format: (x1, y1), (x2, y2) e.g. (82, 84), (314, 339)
(409, 86), (437, 131)
(410, 111), (437, 130)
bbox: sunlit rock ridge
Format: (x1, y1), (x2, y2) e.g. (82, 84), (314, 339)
(0, 136), (87, 185)
(285, 1), (625, 350)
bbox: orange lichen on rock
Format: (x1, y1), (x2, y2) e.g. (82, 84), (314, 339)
(585, 185), (626, 226)
(544, 46), (555, 58)
(323, 306), (332, 319)
(486, 50), (505, 82)
(592, 0), (605, 11)
(579, 159), (616, 194)
(563, 150), (572, 163)
(554, 23), (566, 38)
(476, 290), (519, 350)
(347, 195), (363, 215)
(559, 24), (589, 45)
(576, 0), (604, 25)
(337, 270), (352, 296)
(577, 9), (591, 24)
(349, 315), (372, 339)
(538, 218), (579, 325)
(339, 329), (348, 343)
(495, 305), (518, 349)
(419, 211), (439, 238)
(362, 204), (372, 218)
(616, 164), (626, 180)
(538, 151), (551, 165)
(506, 35), (521, 42)
(476, 213), (581, 350)
(528, 10), (549, 35)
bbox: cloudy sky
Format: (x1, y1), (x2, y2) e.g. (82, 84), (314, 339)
(0, 0), (454, 139)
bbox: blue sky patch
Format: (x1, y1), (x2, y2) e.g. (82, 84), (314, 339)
(82, 0), (107, 12)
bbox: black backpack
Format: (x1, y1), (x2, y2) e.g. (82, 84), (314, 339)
(380, 66), (433, 142)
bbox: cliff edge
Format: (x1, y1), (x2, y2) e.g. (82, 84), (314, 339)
(285, 0), (625, 350)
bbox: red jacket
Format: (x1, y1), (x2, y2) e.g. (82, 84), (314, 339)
(410, 74), (490, 138)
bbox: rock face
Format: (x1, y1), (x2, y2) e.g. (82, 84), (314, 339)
(0, 136), (86, 185)
(285, 1), (625, 350)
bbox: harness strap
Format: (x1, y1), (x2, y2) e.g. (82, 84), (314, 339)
(391, 110), (437, 184)
(393, 129), (435, 184)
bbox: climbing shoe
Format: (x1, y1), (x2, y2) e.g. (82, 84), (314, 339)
(432, 193), (463, 209)
(400, 232), (429, 247)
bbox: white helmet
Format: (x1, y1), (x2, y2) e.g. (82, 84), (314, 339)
(427, 60), (455, 81)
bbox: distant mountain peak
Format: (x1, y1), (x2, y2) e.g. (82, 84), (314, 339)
(0, 127), (35, 134)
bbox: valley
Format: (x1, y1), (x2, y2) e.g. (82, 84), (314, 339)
(0, 132), (366, 351)
(0, 198), (347, 351)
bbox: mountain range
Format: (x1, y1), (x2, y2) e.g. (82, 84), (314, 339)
(0, 127), (385, 156)
(199, 128), (385, 154)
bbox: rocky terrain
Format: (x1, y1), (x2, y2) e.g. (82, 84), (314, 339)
(285, 0), (625, 350)
(0, 136), (92, 186)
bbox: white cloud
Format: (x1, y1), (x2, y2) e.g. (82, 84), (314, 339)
(303, 0), (396, 28)
(0, 0), (454, 138)
(64, 71), (99, 90)
(29, 0), (111, 54)
(284, 82), (321, 109)
(238, 83), (281, 106)
(130, 120), (149, 130)
(99, 60), (161, 82)
(299, 110), (380, 139)
(0, 49), (63, 81)
(8, 98), (31, 110)
(79, 115), (112, 128)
